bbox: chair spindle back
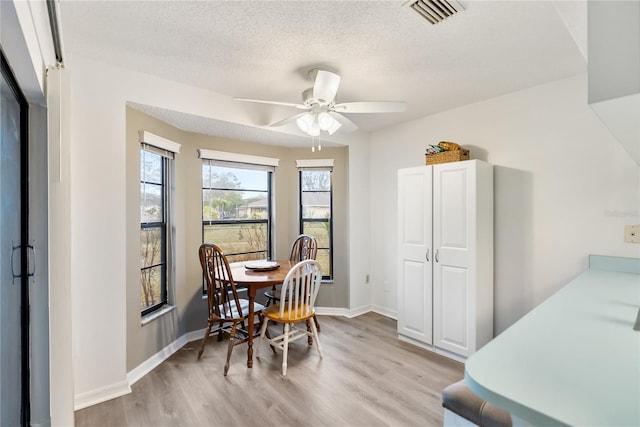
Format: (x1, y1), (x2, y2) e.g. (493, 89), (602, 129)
(279, 260), (322, 320)
(199, 243), (243, 320)
(289, 234), (318, 262)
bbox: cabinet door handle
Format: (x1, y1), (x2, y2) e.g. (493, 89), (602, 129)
(435, 249), (439, 263)
(426, 249), (430, 261)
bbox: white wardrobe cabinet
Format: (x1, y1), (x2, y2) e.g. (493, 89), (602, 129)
(397, 160), (493, 361)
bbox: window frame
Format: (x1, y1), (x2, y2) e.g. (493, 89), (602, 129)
(298, 168), (333, 281)
(201, 160), (274, 287)
(140, 149), (169, 317)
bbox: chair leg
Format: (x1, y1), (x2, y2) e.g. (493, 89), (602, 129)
(310, 318), (323, 358)
(264, 324), (277, 354)
(256, 317), (269, 359)
(197, 321), (214, 360)
(223, 323), (238, 376)
(282, 323), (290, 377)
(217, 320), (225, 342)
(306, 319), (313, 345)
(313, 314), (321, 332)
(265, 285), (277, 307)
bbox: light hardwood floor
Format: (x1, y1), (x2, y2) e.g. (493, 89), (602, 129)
(75, 313), (463, 426)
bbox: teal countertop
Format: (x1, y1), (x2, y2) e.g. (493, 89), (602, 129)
(465, 256), (640, 426)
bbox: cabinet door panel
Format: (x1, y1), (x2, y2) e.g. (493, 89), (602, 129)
(433, 161), (475, 356)
(433, 162), (475, 268)
(438, 169), (467, 249)
(399, 171), (428, 247)
(397, 167), (432, 344)
(435, 265), (470, 354)
(399, 260), (432, 343)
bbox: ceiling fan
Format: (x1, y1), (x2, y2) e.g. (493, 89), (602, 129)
(234, 69), (407, 136)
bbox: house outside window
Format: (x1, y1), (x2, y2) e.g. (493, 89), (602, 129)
(201, 158), (274, 267)
(298, 160), (333, 280)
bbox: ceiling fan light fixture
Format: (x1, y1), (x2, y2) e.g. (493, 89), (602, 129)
(317, 112), (334, 130)
(296, 113), (315, 133)
(308, 121), (321, 137)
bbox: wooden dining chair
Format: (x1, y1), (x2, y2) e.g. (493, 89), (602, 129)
(256, 259), (323, 376)
(197, 243), (268, 376)
(264, 234), (321, 332)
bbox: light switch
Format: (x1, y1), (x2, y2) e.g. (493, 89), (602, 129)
(624, 225), (640, 243)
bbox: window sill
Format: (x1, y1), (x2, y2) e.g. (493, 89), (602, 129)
(141, 305), (176, 326)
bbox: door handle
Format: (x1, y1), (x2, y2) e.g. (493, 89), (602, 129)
(28, 244), (35, 277)
(435, 249), (439, 263)
(426, 249), (430, 262)
(11, 242), (20, 279)
(10, 243), (35, 279)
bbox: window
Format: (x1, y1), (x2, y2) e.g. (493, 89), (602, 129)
(299, 167), (333, 280)
(140, 149), (168, 315)
(139, 132), (180, 317)
(202, 161), (273, 265)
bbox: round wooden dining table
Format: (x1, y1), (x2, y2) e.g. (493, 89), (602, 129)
(228, 260), (295, 368)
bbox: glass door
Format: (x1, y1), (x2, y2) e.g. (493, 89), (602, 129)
(0, 49), (30, 426)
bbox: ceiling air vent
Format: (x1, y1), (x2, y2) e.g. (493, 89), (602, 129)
(407, 0), (464, 25)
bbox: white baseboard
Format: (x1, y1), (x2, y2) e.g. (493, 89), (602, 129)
(314, 306), (351, 317)
(127, 328), (206, 386)
(316, 304), (397, 320)
(315, 304), (394, 319)
(316, 304), (371, 318)
(184, 328), (207, 344)
(74, 380), (131, 411)
(370, 304), (397, 319)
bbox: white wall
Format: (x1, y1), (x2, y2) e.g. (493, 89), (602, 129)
(346, 135), (373, 314)
(369, 74), (640, 334)
(66, 55), (369, 407)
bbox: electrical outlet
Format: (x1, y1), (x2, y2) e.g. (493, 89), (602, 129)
(624, 225), (640, 243)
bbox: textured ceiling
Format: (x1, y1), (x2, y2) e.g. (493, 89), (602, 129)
(60, 0), (587, 145)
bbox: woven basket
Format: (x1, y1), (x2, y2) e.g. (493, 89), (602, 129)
(425, 149), (470, 165)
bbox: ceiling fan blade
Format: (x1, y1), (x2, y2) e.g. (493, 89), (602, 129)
(313, 70), (341, 104)
(333, 101), (407, 113)
(329, 112), (358, 132)
(270, 112), (307, 127)
(234, 97), (308, 110)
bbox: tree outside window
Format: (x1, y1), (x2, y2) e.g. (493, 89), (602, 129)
(202, 161), (272, 273)
(140, 149), (168, 315)
(300, 169), (332, 280)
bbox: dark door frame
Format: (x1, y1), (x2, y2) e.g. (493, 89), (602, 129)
(1, 46), (31, 427)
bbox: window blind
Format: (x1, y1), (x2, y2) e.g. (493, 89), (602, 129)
(199, 149), (279, 171)
(139, 131), (181, 159)
(296, 158), (334, 171)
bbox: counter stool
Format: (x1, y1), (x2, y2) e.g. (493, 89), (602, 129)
(442, 380), (512, 427)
